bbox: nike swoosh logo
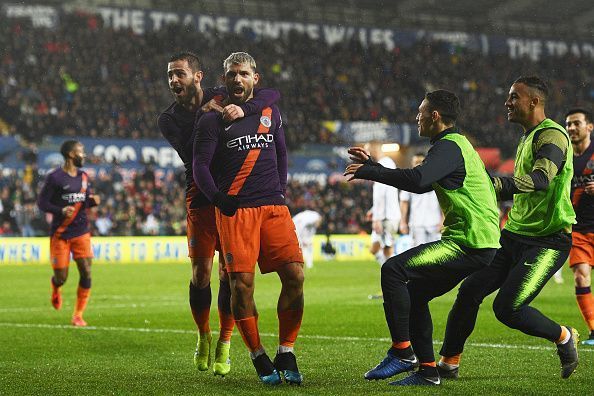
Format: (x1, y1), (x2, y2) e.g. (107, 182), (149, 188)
(224, 125), (232, 131)
(524, 261), (536, 267)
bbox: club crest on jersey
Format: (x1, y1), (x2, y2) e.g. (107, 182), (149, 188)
(260, 115), (272, 128)
(587, 159), (594, 170)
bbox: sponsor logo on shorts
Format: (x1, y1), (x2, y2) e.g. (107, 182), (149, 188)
(225, 252), (234, 264)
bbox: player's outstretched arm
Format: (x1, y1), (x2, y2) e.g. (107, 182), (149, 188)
(345, 140), (461, 194)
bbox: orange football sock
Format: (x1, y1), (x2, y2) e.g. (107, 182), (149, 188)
(576, 291), (594, 331)
(392, 341), (411, 349)
(73, 286), (91, 317)
(218, 311), (234, 343)
(440, 354), (461, 366)
(235, 316), (262, 352)
(278, 309), (303, 348)
(191, 308), (211, 334)
(556, 326), (570, 344)
(421, 361), (437, 367)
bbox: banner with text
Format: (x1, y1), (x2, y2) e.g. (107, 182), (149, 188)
(0, 234), (413, 265)
(4, 4), (593, 61)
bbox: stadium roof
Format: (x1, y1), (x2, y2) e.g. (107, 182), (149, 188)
(48, 0), (594, 39)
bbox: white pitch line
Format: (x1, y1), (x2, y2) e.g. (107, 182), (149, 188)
(0, 301), (182, 313)
(0, 322), (591, 353)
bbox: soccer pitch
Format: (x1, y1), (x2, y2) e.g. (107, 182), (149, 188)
(0, 260), (592, 395)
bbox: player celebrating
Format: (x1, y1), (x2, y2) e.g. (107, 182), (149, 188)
(194, 52), (305, 385)
(292, 209), (322, 269)
(566, 108), (594, 345)
(37, 140), (100, 327)
(438, 77), (579, 379)
(345, 90), (500, 386)
(158, 51), (280, 375)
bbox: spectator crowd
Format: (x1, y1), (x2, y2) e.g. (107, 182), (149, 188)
(0, 166), (371, 237)
(0, 12), (592, 157)
(0, 9), (591, 237)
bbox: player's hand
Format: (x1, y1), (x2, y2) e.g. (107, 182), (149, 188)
(347, 147), (371, 164)
(585, 182), (594, 195)
(344, 163), (364, 181)
(213, 192), (240, 217)
(222, 104), (245, 122)
(91, 195), (101, 206)
(201, 99), (224, 114)
(62, 205), (75, 218)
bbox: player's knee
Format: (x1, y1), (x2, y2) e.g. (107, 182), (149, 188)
(381, 257), (405, 281)
(492, 299), (518, 326)
(191, 271), (211, 289)
(231, 277), (255, 299)
(456, 279), (486, 306)
(282, 266), (304, 292)
(54, 273), (67, 286)
(191, 257), (213, 287)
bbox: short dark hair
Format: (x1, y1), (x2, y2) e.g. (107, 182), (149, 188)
(513, 76), (549, 99)
(565, 108), (592, 124)
(169, 51), (201, 72)
(425, 90), (460, 125)
(60, 140), (79, 160)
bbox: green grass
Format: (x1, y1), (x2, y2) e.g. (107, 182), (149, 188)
(0, 260), (592, 395)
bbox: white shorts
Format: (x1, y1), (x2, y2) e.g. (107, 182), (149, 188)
(410, 226), (441, 247)
(371, 219), (399, 248)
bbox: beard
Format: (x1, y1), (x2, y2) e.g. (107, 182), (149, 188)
(176, 84), (198, 105)
(73, 157), (84, 167)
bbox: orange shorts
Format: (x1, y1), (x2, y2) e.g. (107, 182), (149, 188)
(570, 231), (594, 267)
(187, 205), (220, 258)
(215, 205), (303, 274)
(50, 232), (93, 270)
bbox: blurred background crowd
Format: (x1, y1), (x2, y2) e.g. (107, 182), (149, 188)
(1, 12), (592, 156)
(0, 165), (371, 237)
(0, 9), (591, 237)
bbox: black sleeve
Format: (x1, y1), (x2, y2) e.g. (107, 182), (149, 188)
(157, 113), (183, 155)
(355, 139), (463, 193)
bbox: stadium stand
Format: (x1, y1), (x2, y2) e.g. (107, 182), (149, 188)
(0, 5), (592, 237)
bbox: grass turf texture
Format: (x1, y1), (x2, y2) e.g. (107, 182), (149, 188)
(0, 260), (592, 395)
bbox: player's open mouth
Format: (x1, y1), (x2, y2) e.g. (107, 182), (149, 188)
(232, 86), (244, 96)
(172, 86), (184, 95)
